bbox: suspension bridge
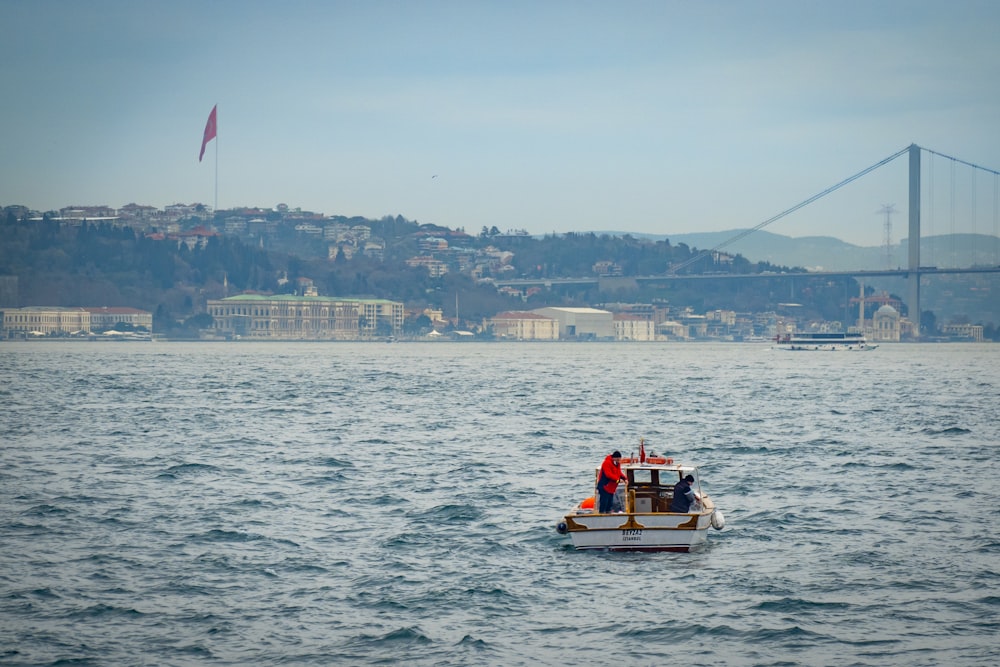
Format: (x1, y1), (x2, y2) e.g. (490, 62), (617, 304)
(668, 144), (1000, 325)
(496, 144), (1000, 331)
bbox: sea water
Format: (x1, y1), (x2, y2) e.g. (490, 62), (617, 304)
(1, 341), (998, 666)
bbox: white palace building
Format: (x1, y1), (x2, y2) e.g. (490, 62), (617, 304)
(206, 294), (404, 340)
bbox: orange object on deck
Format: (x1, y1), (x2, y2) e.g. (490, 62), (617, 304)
(580, 496), (595, 509)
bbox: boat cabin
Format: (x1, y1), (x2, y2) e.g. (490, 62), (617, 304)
(605, 464), (702, 514)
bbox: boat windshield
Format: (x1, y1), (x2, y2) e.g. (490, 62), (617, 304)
(631, 468), (653, 485)
(626, 468), (701, 494)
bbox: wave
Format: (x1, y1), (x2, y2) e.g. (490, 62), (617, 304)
(158, 462), (223, 477)
(921, 425), (973, 436)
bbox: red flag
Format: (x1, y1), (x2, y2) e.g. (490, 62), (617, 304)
(199, 105), (217, 162)
(639, 439), (646, 463)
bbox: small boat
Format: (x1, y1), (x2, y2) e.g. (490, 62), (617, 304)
(772, 331), (877, 351)
(556, 440), (725, 552)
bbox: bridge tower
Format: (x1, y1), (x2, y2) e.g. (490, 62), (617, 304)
(908, 144), (921, 337)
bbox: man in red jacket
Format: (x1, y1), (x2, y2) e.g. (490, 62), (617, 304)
(597, 450), (627, 514)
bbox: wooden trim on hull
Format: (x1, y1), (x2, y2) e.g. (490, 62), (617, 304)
(574, 545), (696, 553)
(565, 512), (711, 531)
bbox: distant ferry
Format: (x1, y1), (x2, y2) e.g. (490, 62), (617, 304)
(773, 332), (878, 351)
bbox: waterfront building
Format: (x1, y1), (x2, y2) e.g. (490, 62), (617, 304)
(531, 307), (614, 340)
(488, 311), (558, 340)
(657, 320), (687, 340)
(206, 294), (403, 340)
(85, 306), (153, 331)
(679, 312), (709, 339)
(871, 304), (901, 342)
(613, 313), (656, 341)
(942, 323), (984, 342)
(2, 306), (90, 337)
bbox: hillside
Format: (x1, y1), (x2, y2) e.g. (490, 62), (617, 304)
(600, 229), (1000, 272)
(2, 210), (998, 333)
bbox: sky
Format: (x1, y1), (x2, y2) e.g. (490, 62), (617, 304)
(2, 0), (999, 247)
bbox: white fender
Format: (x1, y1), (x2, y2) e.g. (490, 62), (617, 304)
(711, 509), (726, 530)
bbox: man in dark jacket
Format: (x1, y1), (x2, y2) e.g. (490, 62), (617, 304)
(670, 474), (698, 513)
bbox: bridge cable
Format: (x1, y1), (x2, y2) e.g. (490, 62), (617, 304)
(921, 147), (1000, 176)
(922, 145), (1000, 268)
(972, 166), (977, 258)
(668, 146), (911, 274)
(951, 160), (956, 265)
(928, 152), (935, 266)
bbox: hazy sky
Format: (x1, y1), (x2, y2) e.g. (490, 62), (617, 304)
(3, 0), (999, 246)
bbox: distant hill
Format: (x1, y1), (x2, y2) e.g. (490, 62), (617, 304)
(594, 229), (1000, 271)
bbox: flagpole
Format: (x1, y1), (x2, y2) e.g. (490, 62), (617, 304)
(214, 105), (219, 217)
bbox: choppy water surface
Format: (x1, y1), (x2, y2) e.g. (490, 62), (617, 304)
(1, 341), (998, 666)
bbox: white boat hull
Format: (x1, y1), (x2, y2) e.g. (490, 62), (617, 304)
(563, 509), (714, 552)
(772, 333), (877, 351)
(775, 343), (878, 351)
